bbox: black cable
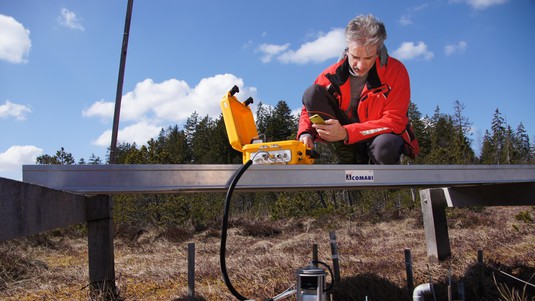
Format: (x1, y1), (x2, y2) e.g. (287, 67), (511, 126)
(220, 160), (253, 301)
(313, 260), (335, 292)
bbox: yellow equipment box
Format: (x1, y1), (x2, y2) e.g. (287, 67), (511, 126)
(220, 85), (316, 165)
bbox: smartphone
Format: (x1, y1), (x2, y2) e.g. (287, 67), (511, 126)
(309, 114), (326, 125)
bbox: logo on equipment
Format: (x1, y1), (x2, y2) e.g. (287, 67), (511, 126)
(345, 170), (375, 182)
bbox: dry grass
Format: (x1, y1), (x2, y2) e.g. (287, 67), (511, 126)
(1, 206), (534, 300)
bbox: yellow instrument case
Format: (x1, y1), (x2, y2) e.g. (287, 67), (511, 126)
(220, 86), (315, 165)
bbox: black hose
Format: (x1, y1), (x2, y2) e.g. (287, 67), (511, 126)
(220, 160), (253, 301)
(313, 260), (335, 292)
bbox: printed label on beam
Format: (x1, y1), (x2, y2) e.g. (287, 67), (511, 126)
(345, 170), (375, 182)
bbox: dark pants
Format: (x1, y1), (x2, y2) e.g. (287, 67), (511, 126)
(303, 84), (404, 164)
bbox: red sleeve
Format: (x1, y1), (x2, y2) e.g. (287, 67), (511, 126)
(297, 64), (340, 139)
(297, 105), (314, 139)
(344, 58), (410, 144)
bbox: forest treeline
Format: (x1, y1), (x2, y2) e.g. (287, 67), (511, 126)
(36, 100), (534, 231)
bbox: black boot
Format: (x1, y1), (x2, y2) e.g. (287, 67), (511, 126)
(333, 141), (369, 164)
(333, 141), (355, 164)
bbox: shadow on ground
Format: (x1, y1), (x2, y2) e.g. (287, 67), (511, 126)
(331, 273), (411, 301)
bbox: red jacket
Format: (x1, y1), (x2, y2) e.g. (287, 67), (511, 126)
(298, 56), (411, 145)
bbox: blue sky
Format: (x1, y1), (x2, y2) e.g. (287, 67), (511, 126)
(1, 0), (534, 180)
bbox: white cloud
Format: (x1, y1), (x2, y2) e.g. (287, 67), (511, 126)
(58, 8), (85, 31)
(0, 100), (32, 120)
(242, 40), (254, 49)
(392, 41), (434, 61)
(91, 121), (162, 147)
(258, 43), (290, 63)
(258, 28), (345, 65)
(399, 4), (429, 26)
(399, 15), (413, 26)
(451, 0), (508, 10)
(0, 145), (43, 180)
(85, 73), (257, 147)
(0, 14), (31, 64)
(444, 41), (468, 56)
(82, 99), (114, 120)
(84, 74), (255, 123)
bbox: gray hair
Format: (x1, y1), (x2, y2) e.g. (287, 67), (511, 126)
(345, 14), (387, 49)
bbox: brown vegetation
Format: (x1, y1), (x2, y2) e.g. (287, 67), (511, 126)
(1, 206), (534, 300)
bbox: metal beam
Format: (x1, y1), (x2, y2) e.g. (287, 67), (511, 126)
(443, 182), (535, 207)
(22, 164), (535, 195)
(0, 177), (87, 241)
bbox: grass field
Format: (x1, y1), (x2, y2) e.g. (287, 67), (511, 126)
(1, 206), (534, 300)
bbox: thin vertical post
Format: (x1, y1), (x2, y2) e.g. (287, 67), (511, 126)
(312, 244), (318, 268)
(109, 0), (134, 164)
(329, 231), (341, 282)
(404, 248), (414, 293)
(448, 267), (452, 301)
(188, 243), (195, 301)
(476, 250), (484, 301)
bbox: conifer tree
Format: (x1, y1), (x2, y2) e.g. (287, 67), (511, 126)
(479, 130), (494, 164)
(189, 115), (215, 163)
(256, 101), (270, 137)
(36, 147), (75, 165)
(407, 102), (428, 162)
(451, 100), (475, 164)
(514, 122), (531, 163)
(264, 100), (296, 141)
(108, 142), (138, 164)
(165, 125), (191, 164)
(184, 111), (200, 150)
(213, 115), (241, 164)
(87, 153), (102, 165)
(124, 145), (146, 164)
(490, 109), (507, 164)
(427, 107), (456, 164)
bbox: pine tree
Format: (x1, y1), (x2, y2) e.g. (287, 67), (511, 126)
(490, 109), (507, 164)
(36, 154), (57, 165)
(213, 114), (241, 164)
(427, 107), (456, 164)
(190, 115), (218, 163)
(479, 130), (494, 164)
(111, 142), (139, 164)
(36, 147), (75, 165)
(407, 102), (428, 162)
(451, 100), (475, 164)
(146, 138), (162, 163)
(256, 101), (270, 138)
(503, 125), (516, 164)
(55, 147), (75, 165)
(88, 153), (102, 165)
(264, 100), (296, 141)
(123, 145), (146, 164)
(514, 122), (531, 163)
(184, 111), (200, 150)
(164, 125), (191, 164)
(420, 114), (434, 160)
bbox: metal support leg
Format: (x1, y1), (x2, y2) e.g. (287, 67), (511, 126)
(420, 188), (451, 262)
(86, 195), (117, 299)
